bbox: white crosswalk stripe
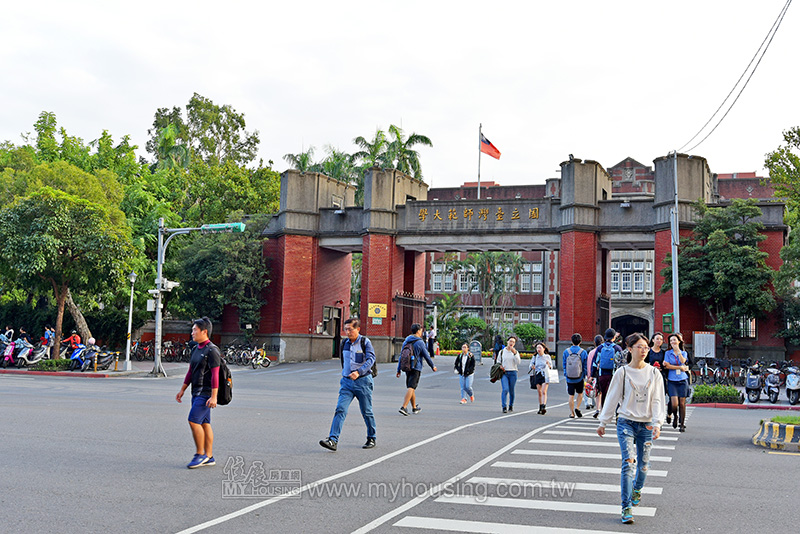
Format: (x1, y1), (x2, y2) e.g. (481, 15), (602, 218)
(394, 516), (631, 534)
(510, 448), (672, 462)
(433, 495), (658, 516)
(468, 477), (663, 495)
(491, 460), (668, 477)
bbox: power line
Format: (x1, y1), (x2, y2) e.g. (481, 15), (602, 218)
(678, 0), (792, 153)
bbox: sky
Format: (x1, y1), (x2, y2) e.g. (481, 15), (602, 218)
(1, 0), (798, 188)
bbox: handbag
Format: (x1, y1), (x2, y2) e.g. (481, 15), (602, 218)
(545, 367), (560, 384)
(530, 375), (537, 389)
(490, 362), (505, 383)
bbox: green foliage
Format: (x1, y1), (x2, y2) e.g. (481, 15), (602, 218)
(31, 358), (71, 371)
(454, 316), (488, 344)
(765, 126), (800, 218)
(661, 199), (776, 351)
(386, 124), (432, 180)
(771, 415), (800, 425)
(513, 323), (547, 350)
(690, 384), (743, 404)
(350, 253), (362, 313)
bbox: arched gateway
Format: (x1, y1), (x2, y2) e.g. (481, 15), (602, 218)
(222, 154), (786, 363)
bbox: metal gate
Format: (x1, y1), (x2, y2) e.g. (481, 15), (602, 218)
(597, 296), (610, 332)
(393, 292), (426, 339)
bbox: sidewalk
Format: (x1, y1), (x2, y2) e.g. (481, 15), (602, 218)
(0, 358), (190, 378)
(690, 383), (800, 411)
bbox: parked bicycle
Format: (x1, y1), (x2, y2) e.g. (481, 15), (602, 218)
(248, 344), (272, 369)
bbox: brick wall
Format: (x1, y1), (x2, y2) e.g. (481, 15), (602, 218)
(361, 234), (396, 337)
(313, 247), (352, 324)
(559, 231), (598, 342)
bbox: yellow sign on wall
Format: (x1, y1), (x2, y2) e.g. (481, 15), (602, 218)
(368, 303), (387, 318)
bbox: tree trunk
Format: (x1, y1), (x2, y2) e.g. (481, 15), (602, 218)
(52, 282), (68, 360)
(66, 289), (93, 342)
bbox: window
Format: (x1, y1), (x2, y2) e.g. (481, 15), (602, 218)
(504, 274), (514, 292)
(738, 317), (756, 338)
(532, 273), (543, 293)
(633, 261), (644, 271)
(520, 273), (531, 292)
(443, 274), (453, 292)
(611, 261), (619, 271)
(432, 273), (442, 292)
(470, 274), (479, 293)
(520, 312), (530, 322)
(634, 272), (643, 292)
(504, 312), (513, 323)
(532, 262), (543, 273)
(621, 272), (631, 292)
(646, 272), (652, 292)
(621, 261), (632, 271)
(531, 312), (542, 324)
(492, 312), (500, 322)
(646, 261), (652, 271)
(611, 272), (619, 292)
(458, 272), (469, 292)
(523, 263), (532, 272)
(432, 263), (444, 272)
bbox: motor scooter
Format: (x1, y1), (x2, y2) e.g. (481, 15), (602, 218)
(81, 345), (115, 371)
(764, 362), (782, 404)
(15, 340), (49, 367)
(68, 344), (88, 371)
(745, 361), (765, 403)
(784, 365), (800, 405)
(2, 339), (16, 368)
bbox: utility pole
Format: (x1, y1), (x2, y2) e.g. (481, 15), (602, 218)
(670, 151), (681, 334)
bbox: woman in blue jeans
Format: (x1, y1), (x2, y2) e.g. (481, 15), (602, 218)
(597, 332), (665, 525)
(454, 343), (476, 403)
(497, 336), (521, 413)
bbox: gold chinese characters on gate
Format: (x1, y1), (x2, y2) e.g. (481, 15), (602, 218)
(417, 207), (539, 223)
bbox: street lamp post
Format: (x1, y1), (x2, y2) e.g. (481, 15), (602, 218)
(124, 272), (137, 371)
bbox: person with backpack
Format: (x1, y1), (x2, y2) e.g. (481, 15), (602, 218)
(528, 341), (553, 414)
(597, 332), (665, 525)
(320, 317), (377, 451)
(175, 317), (221, 469)
(396, 323), (437, 416)
(584, 334), (603, 411)
(454, 342), (476, 404)
(593, 328), (622, 419)
(563, 333), (588, 418)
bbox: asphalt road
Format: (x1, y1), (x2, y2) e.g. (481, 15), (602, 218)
(0, 356), (796, 534)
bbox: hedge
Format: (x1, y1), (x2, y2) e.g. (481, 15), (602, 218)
(690, 384), (743, 404)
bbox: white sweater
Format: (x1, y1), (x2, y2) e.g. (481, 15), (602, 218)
(498, 348), (521, 371)
(598, 364), (666, 429)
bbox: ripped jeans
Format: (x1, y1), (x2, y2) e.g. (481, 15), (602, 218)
(616, 417), (653, 509)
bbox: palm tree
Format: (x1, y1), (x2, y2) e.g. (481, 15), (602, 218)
(386, 124), (432, 181)
(352, 129), (390, 168)
(316, 145), (357, 184)
(283, 146), (316, 172)
(154, 124), (190, 171)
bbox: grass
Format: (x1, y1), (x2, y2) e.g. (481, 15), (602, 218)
(771, 415), (800, 425)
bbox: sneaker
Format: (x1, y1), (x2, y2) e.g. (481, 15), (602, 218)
(631, 489), (641, 506)
(621, 507), (634, 524)
(575, 409), (583, 418)
(204, 456), (216, 467)
(673, 417), (678, 429)
(319, 438), (337, 451)
(502, 407), (507, 413)
(593, 410), (599, 419)
(399, 406), (409, 416)
(460, 398), (467, 404)
(187, 454), (209, 469)
(412, 405), (421, 414)
(470, 396), (474, 402)
(666, 415), (672, 425)
(362, 438), (376, 449)
(508, 406), (513, 412)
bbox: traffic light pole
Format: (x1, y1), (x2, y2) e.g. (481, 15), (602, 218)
(151, 218), (245, 377)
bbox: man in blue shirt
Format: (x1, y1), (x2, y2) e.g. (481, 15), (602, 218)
(562, 333), (588, 418)
(320, 318), (377, 452)
(396, 323), (437, 416)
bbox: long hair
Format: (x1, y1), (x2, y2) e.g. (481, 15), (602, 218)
(534, 342), (549, 355)
(667, 332), (685, 352)
(625, 332), (649, 349)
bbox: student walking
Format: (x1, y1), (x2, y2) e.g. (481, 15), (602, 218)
(454, 343), (476, 404)
(585, 334), (603, 411)
(563, 333), (588, 418)
(175, 317), (221, 469)
(529, 342), (553, 414)
(646, 332), (672, 424)
(497, 336), (521, 413)
(597, 333), (665, 525)
(593, 328), (622, 418)
(663, 332), (690, 432)
(396, 323), (437, 415)
(319, 318), (377, 451)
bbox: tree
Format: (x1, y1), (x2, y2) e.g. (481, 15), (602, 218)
(353, 129), (390, 169)
(661, 199), (776, 356)
(386, 124), (432, 180)
(177, 217), (271, 339)
(513, 323), (547, 352)
(152, 124), (190, 171)
(0, 188), (134, 358)
(765, 125), (800, 224)
(350, 253), (362, 314)
(283, 146), (316, 172)
(775, 229), (800, 344)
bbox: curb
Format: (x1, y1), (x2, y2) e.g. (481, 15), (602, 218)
(752, 421), (800, 451)
(692, 402), (800, 411)
(0, 368), (143, 378)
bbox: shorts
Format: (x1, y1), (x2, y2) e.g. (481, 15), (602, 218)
(567, 380), (585, 396)
(405, 369), (421, 389)
(597, 373), (613, 398)
(531, 372), (547, 387)
(188, 395), (212, 425)
(668, 380), (688, 398)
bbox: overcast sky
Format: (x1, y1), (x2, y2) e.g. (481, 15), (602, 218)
(1, 0), (797, 188)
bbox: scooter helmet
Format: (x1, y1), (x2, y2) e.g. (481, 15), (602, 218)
(71, 330), (77, 335)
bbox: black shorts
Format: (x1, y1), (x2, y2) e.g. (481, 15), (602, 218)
(532, 372), (547, 387)
(597, 373), (613, 398)
(405, 369), (421, 389)
(567, 381), (584, 396)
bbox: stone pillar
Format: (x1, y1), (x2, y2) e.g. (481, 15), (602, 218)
(560, 230), (600, 342)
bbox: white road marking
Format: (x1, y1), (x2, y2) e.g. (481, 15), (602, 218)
(511, 449), (672, 462)
(394, 516), (630, 534)
(492, 461), (668, 477)
(433, 495), (658, 516)
(544, 430), (679, 441)
(528, 438), (675, 450)
(468, 476), (663, 494)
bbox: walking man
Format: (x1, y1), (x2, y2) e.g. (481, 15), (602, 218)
(563, 333), (588, 418)
(320, 318), (377, 451)
(396, 323), (437, 415)
(176, 317), (220, 469)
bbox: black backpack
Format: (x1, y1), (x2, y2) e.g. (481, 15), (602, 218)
(399, 341), (415, 373)
(217, 357), (233, 405)
(341, 337), (378, 377)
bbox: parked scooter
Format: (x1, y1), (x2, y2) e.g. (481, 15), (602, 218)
(745, 361), (765, 403)
(14, 339), (49, 367)
(764, 362), (782, 404)
(68, 344), (89, 371)
(81, 344), (115, 371)
(2, 339), (16, 368)
(784, 365), (800, 405)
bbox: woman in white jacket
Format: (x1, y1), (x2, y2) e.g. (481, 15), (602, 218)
(528, 342), (553, 414)
(497, 336), (521, 413)
(596, 332), (665, 525)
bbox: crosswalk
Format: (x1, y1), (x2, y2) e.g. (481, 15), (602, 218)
(382, 408), (694, 533)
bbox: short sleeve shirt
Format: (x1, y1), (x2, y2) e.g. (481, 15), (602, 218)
(189, 341), (221, 397)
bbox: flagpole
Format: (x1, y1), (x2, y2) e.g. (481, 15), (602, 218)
(477, 123), (482, 200)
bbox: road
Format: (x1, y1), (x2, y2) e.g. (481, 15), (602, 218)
(0, 356), (796, 533)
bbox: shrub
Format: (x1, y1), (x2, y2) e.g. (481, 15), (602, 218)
(513, 323), (546, 350)
(771, 415), (800, 425)
(31, 359), (71, 371)
(690, 384), (743, 404)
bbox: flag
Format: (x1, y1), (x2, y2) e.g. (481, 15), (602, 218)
(480, 133), (501, 159)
